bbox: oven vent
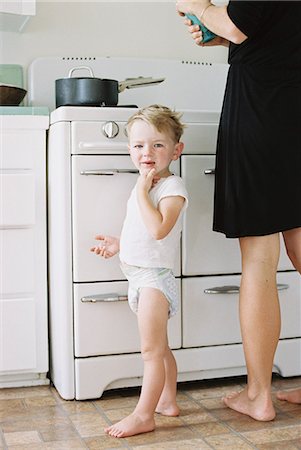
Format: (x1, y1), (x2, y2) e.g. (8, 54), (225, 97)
(61, 56), (97, 61)
(181, 60), (213, 66)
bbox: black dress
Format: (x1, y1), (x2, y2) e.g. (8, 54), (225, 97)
(213, 1), (301, 238)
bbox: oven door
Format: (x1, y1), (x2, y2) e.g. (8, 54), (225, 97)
(72, 155), (180, 282)
(181, 155), (294, 275)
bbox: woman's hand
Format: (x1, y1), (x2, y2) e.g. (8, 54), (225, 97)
(90, 235), (120, 259)
(186, 21), (229, 47)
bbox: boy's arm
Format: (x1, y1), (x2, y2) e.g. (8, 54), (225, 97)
(138, 191), (185, 240)
(137, 170), (185, 240)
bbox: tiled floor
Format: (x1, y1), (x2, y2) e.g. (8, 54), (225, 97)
(0, 375), (300, 450)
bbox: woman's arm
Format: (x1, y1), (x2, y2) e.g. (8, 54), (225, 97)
(177, 1), (247, 45)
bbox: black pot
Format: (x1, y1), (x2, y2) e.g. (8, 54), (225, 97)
(55, 67), (119, 107)
(55, 66), (165, 108)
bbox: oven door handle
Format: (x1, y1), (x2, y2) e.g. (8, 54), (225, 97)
(80, 169), (139, 176)
(81, 293), (128, 303)
(204, 283), (289, 295)
(79, 142), (127, 150)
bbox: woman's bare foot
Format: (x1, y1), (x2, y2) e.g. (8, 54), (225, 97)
(155, 401), (180, 416)
(276, 388), (301, 404)
(223, 388), (276, 421)
(104, 412), (155, 438)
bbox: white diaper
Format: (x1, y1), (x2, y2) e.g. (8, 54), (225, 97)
(120, 262), (178, 318)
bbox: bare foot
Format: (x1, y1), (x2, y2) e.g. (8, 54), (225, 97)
(223, 389), (276, 421)
(104, 412), (155, 438)
(155, 401), (180, 416)
(276, 388), (301, 404)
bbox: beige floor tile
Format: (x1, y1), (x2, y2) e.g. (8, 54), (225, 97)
(198, 397), (227, 410)
(60, 401), (97, 415)
(103, 406), (134, 422)
(132, 437), (212, 449)
(4, 430), (42, 446)
(40, 425), (80, 442)
(179, 410), (218, 426)
(24, 396), (58, 408)
(205, 433), (254, 449)
(6, 439), (87, 449)
(208, 406), (246, 421)
(186, 384), (242, 401)
(69, 413), (108, 438)
(226, 412), (300, 433)
(243, 424), (301, 444)
(23, 404), (67, 419)
(84, 434), (125, 449)
(0, 418), (36, 433)
(0, 398), (25, 412)
(273, 395), (301, 413)
(256, 440), (301, 450)
(176, 399), (206, 412)
(29, 415), (72, 431)
(0, 386), (51, 400)
(271, 376), (301, 391)
(94, 395), (138, 411)
(124, 425), (199, 447)
(190, 421), (230, 437)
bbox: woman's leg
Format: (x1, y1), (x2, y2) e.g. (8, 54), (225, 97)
(276, 227), (301, 404)
(223, 233), (281, 421)
(105, 287), (169, 438)
(156, 346), (180, 416)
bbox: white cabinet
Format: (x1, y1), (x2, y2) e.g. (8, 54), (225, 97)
(0, 113), (49, 387)
(0, 0), (35, 32)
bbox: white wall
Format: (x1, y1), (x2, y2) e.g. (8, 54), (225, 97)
(1, 1), (228, 75)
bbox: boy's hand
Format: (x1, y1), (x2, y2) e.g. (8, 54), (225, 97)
(137, 168), (160, 193)
(90, 235), (120, 259)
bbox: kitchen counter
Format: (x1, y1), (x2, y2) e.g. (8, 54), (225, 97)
(0, 106), (49, 116)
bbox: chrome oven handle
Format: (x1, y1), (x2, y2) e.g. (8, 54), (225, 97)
(204, 285), (240, 294)
(81, 293), (128, 303)
(78, 142), (127, 150)
(204, 284), (289, 295)
(80, 169), (139, 176)
(204, 169), (215, 175)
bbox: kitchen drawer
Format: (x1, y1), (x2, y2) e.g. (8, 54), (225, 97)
(0, 130), (45, 169)
(0, 228), (35, 295)
(0, 297), (36, 372)
(182, 271), (300, 348)
(0, 172), (35, 227)
(74, 280), (181, 357)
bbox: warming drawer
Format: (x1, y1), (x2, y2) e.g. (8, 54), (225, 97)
(182, 271), (301, 348)
(73, 280), (182, 357)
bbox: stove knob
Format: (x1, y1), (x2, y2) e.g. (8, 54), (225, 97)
(102, 121), (119, 139)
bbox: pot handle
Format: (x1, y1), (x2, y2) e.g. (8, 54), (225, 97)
(68, 66), (95, 78)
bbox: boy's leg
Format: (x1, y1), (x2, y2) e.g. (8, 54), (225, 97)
(156, 346), (180, 416)
(105, 287), (169, 438)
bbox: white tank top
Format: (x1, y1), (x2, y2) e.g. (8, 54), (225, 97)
(119, 175), (188, 269)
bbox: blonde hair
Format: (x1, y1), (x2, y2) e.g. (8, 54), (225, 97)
(126, 104), (185, 143)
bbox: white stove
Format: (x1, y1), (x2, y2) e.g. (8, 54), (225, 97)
(47, 104), (301, 400)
